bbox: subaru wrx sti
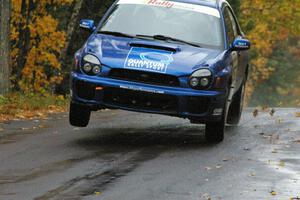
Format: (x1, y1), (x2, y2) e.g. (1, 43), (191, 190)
(70, 0), (251, 143)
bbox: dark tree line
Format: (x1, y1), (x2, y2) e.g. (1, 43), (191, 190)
(0, 0), (11, 94)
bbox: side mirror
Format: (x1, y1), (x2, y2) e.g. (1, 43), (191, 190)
(79, 19), (96, 32)
(231, 38), (251, 51)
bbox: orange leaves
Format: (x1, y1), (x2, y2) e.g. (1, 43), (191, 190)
(240, 0), (300, 101)
(10, 0), (72, 93)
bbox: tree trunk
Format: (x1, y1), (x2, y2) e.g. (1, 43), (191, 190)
(62, 0), (84, 61)
(0, 0), (11, 94)
(56, 0), (84, 94)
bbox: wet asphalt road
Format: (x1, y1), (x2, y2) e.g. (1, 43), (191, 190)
(0, 108), (300, 200)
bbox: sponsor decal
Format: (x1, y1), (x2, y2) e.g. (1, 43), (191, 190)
(235, 41), (249, 49)
(120, 85), (165, 94)
(117, 0), (220, 18)
(124, 47), (173, 73)
(147, 0), (174, 8)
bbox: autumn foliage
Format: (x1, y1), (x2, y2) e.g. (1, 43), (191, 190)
(10, 0), (72, 93)
(9, 0), (300, 103)
(239, 0), (300, 101)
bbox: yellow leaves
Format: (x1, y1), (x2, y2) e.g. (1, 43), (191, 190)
(10, 1), (71, 93)
(270, 190), (277, 196)
(94, 191), (101, 196)
(240, 0), (300, 100)
(296, 112), (300, 117)
(278, 160), (285, 167)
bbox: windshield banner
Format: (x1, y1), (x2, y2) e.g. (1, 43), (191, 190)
(117, 0), (220, 18)
(124, 47), (174, 73)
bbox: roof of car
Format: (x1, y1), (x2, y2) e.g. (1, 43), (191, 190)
(170, 0), (228, 9)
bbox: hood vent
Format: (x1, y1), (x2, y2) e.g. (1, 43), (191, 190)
(129, 43), (178, 53)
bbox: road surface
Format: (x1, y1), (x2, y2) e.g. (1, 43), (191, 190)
(0, 108), (300, 200)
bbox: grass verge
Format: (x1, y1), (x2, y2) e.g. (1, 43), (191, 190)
(0, 93), (69, 122)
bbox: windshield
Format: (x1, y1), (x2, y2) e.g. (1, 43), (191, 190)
(99, 0), (224, 49)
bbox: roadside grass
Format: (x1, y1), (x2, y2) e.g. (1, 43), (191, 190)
(0, 93), (69, 122)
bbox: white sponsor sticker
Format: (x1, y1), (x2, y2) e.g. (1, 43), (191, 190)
(120, 85), (165, 94)
(117, 0), (220, 18)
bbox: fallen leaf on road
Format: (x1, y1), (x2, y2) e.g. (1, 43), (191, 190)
(270, 108), (275, 116)
(290, 197), (300, 200)
(243, 147), (250, 151)
(270, 190), (277, 196)
(271, 149), (278, 153)
(253, 109), (259, 117)
(293, 139), (300, 143)
(279, 160), (285, 167)
(216, 165), (222, 169)
(38, 124), (47, 128)
(249, 172), (256, 177)
(0, 127), (3, 132)
(94, 191), (101, 196)
(222, 157), (230, 162)
(296, 112), (300, 117)
(201, 193), (211, 200)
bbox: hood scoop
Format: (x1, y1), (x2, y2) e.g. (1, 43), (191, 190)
(129, 42), (179, 53)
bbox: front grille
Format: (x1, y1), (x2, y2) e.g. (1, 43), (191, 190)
(103, 88), (178, 113)
(109, 69), (180, 87)
(75, 80), (95, 100)
(187, 97), (210, 114)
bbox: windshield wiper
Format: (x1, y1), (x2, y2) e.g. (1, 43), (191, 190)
(136, 34), (201, 47)
(97, 31), (135, 38)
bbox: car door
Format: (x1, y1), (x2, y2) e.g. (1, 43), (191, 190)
(223, 6), (240, 95)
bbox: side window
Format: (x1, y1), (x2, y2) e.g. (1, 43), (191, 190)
(223, 7), (238, 46)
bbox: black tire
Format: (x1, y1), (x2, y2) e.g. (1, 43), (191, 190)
(69, 103), (91, 127)
(205, 84), (231, 143)
(205, 111), (226, 143)
(227, 82), (245, 125)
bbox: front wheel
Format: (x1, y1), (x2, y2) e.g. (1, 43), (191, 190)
(69, 103), (91, 127)
(205, 116), (225, 143)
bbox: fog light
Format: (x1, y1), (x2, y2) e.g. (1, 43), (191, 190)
(200, 78), (209, 87)
(213, 108), (223, 116)
(190, 78), (199, 87)
(92, 65), (101, 74)
(83, 63), (92, 72)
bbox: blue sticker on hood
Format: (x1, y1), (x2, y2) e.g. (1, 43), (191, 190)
(124, 47), (173, 73)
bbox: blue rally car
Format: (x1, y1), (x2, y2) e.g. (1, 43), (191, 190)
(70, 0), (251, 143)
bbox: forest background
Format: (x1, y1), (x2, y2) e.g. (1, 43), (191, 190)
(0, 0), (299, 120)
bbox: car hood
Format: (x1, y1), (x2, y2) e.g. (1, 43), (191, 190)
(83, 34), (222, 76)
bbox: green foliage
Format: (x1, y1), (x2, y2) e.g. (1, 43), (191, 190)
(0, 95), (8, 105)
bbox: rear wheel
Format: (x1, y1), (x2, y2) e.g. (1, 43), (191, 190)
(227, 82), (245, 125)
(69, 103), (91, 127)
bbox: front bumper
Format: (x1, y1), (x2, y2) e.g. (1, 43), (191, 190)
(71, 72), (227, 122)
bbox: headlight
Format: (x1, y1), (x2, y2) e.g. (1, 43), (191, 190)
(83, 63), (92, 72)
(81, 54), (102, 75)
(189, 69), (213, 89)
